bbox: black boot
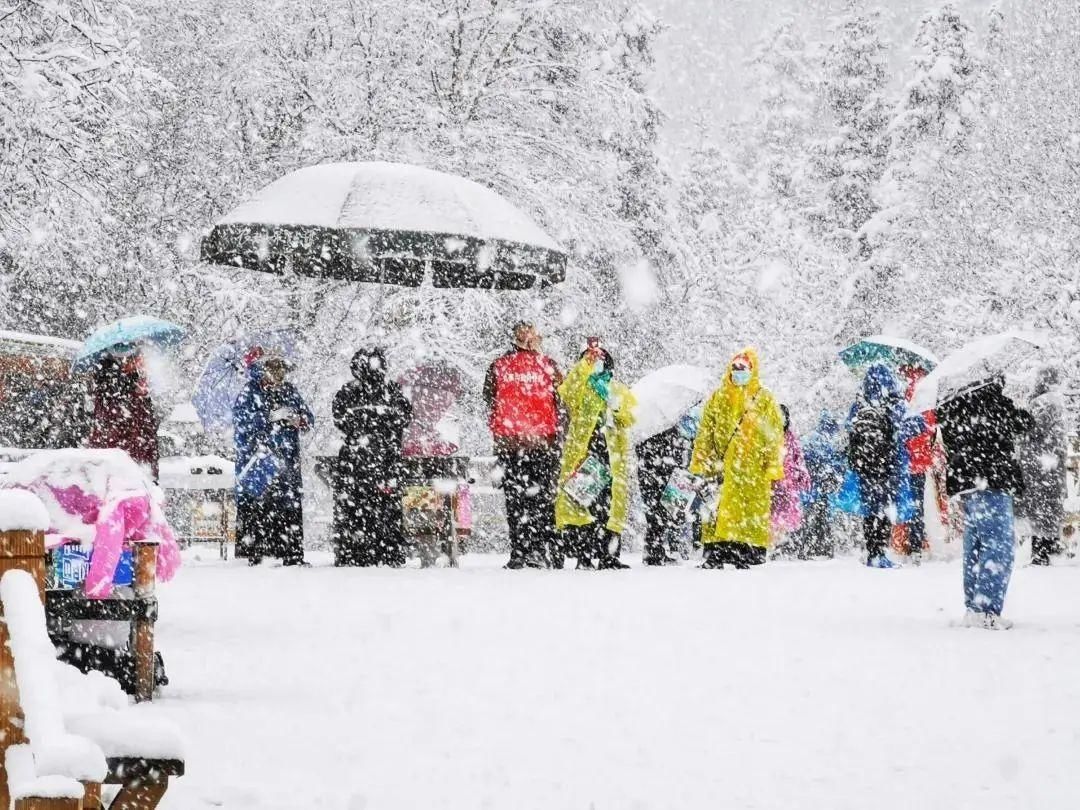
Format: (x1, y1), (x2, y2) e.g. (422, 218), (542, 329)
(699, 545), (724, 569)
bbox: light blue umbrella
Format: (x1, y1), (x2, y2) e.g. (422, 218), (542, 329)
(193, 329), (298, 433)
(839, 336), (938, 374)
(73, 316), (186, 372)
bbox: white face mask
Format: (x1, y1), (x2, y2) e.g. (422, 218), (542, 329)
(593, 361), (605, 375)
(731, 368), (752, 387)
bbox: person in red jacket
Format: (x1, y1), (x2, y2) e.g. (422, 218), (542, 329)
(87, 353), (160, 481)
(900, 365), (939, 560)
(484, 322), (563, 569)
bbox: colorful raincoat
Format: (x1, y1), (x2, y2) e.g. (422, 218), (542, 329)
(554, 357), (637, 535)
(689, 348), (784, 548)
(771, 429), (812, 534)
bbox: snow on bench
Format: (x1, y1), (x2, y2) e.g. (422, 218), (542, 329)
(0, 568), (185, 809)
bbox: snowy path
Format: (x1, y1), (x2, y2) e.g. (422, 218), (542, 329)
(147, 553), (1080, 809)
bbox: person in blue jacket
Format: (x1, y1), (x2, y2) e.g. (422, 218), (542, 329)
(795, 410), (846, 558)
(234, 351), (314, 566)
(845, 364), (924, 568)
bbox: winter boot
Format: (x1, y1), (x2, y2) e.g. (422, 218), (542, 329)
(698, 545), (724, 569)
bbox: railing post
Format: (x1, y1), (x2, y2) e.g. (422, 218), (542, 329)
(130, 543), (158, 703)
(0, 528), (48, 809)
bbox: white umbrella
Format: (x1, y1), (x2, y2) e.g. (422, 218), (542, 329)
(201, 162), (566, 289)
(909, 330), (1046, 413)
(631, 364), (715, 442)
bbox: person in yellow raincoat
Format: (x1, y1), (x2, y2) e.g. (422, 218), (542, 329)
(555, 343), (637, 570)
(689, 348), (784, 569)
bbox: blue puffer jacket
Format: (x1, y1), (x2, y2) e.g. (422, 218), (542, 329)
(803, 411), (846, 504)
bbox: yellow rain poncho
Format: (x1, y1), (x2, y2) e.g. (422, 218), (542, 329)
(555, 357), (637, 535)
(689, 348), (784, 548)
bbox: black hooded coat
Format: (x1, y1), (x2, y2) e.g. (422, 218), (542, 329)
(331, 349), (413, 566)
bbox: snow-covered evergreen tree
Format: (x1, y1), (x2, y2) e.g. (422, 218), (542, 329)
(844, 2), (979, 342)
(815, 5), (890, 254)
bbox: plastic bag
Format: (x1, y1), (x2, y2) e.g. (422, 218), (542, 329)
(661, 468), (704, 518)
(563, 456), (612, 509)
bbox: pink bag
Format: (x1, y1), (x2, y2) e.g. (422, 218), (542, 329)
(454, 485), (473, 533)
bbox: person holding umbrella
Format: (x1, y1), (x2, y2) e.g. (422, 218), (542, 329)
(233, 350), (314, 566)
(636, 404), (702, 566)
(555, 340), (637, 570)
(331, 348), (412, 567)
(484, 322), (563, 569)
(689, 348), (784, 569)
(937, 376), (1034, 628)
(87, 352), (161, 481)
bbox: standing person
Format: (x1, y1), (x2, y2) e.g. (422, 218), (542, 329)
(555, 342), (637, 570)
(846, 364), (918, 569)
(1017, 366), (1067, 566)
(899, 365), (938, 562)
(689, 348), (784, 570)
(937, 376), (1034, 628)
(636, 404), (701, 566)
(88, 353), (160, 481)
(770, 404), (812, 555)
(332, 348), (412, 567)
(484, 322), (563, 569)
(233, 352), (314, 567)
(796, 411), (846, 558)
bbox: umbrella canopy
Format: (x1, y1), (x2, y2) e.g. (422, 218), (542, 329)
(839, 335), (939, 374)
(193, 329), (298, 433)
(201, 162), (567, 290)
(73, 316), (186, 373)
(909, 330), (1045, 414)
(631, 364), (715, 442)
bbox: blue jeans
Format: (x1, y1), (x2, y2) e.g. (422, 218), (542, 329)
(961, 490), (1015, 616)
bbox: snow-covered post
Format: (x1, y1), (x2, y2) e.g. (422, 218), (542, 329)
(0, 491), (51, 809)
(130, 543), (159, 703)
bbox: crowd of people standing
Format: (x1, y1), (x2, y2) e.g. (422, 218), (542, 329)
(74, 321), (1072, 628)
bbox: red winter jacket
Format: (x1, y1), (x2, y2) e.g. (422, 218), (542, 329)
(87, 360), (160, 480)
(484, 348), (562, 447)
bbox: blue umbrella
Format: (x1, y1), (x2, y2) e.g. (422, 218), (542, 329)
(193, 329), (297, 433)
(839, 336), (938, 374)
(73, 316), (186, 372)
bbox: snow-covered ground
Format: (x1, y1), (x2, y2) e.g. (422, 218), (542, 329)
(149, 551), (1080, 809)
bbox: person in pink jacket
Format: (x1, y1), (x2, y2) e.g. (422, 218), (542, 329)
(772, 405), (812, 546)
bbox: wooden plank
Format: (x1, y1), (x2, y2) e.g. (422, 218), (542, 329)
(13, 798), (82, 809)
(131, 544), (158, 703)
(108, 780), (168, 810)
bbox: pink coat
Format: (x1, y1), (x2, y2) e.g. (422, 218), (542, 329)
(771, 431), (812, 534)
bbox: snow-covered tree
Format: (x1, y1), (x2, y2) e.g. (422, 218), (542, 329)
(815, 5), (890, 253)
(844, 2), (980, 341)
(0, 0), (151, 333)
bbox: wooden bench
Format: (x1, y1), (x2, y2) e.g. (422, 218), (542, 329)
(1, 528), (184, 809)
(46, 542), (162, 703)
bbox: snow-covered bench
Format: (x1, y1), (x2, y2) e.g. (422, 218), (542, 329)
(0, 494), (184, 809)
(1, 569), (185, 809)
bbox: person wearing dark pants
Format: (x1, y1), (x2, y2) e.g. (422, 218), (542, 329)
(331, 348), (413, 567)
(485, 322), (563, 569)
(554, 345), (637, 570)
(636, 425), (694, 566)
(233, 352), (314, 567)
(498, 444), (561, 568)
(1017, 366), (1067, 566)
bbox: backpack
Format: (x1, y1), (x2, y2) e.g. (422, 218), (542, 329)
(847, 404), (897, 483)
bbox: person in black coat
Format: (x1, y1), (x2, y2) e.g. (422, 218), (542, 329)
(937, 376), (1034, 627)
(331, 348), (413, 567)
(636, 418), (697, 566)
